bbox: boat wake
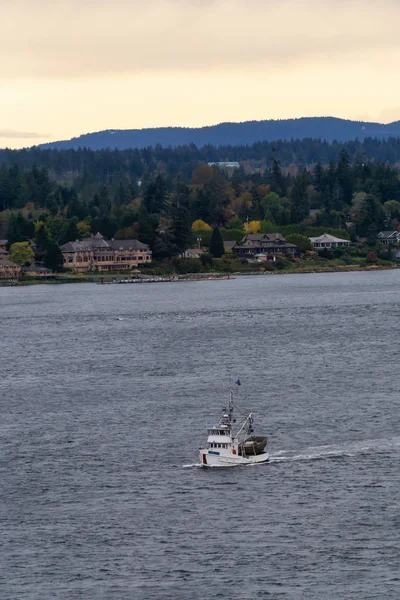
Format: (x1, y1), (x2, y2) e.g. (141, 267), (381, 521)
(269, 436), (400, 464)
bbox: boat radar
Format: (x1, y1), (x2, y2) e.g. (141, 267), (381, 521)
(199, 388), (269, 467)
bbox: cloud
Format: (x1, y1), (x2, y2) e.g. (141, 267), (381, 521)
(0, 130), (48, 139)
(1, 0), (400, 78)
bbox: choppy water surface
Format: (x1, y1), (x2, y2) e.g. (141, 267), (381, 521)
(1, 271), (400, 599)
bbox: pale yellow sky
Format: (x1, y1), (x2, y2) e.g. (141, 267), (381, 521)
(1, 0), (400, 149)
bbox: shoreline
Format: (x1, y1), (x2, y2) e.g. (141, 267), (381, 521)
(0, 264), (397, 287)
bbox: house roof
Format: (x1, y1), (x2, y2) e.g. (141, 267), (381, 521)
(234, 232), (296, 249)
(22, 265), (52, 273)
(309, 233), (350, 243)
(60, 233), (150, 252)
(0, 248), (9, 255)
(377, 231), (399, 238)
(108, 239), (150, 251)
(239, 233), (287, 243)
(185, 248), (204, 254)
(223, 241), (236, 250)
(0, 239), (8, 246)
(0, 259), (19, 267)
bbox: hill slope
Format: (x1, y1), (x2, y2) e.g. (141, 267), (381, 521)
(38, 117), (400, 151)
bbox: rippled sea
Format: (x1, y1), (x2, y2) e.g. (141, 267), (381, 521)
(1, 271), (400, 599)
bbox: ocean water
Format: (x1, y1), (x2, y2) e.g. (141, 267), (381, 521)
(1, 271), (400, 599)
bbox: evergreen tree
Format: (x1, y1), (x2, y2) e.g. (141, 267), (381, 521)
(356, 194), (384, 237)
(137, 210), (157, 247)
(59, 220), (80, 245)
(209, 226), (224, 258)
(290, 173), (310, 223)
(44, 242), (64, 272)
(336, 148), (353, 208)
(171, 183), (192, 254)
(35, 222), (49, 252)
(6, 213), (29, 247)
(269, 158), (287, 196)
(143, 175), (168, 214)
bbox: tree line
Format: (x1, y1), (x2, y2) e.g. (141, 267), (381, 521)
(1, 146), (400, 268)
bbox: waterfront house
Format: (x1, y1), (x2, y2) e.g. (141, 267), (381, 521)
(309, 233), (351, 249)
(377, 231), (400, 244)
(0, 259), (21, 278)
(60, 233), (152, 272)
(181, 248), (205, 259)
(232, 233), (297, 258)
(21, 265), (53, 277)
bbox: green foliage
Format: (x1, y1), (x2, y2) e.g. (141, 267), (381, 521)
(262, 192), (290, 225)
(356, 194), (384, 237)
(44, 242), (64, 272)
(333, 246), (346, 259)
(220, 228), (244, 242)
(9, 241), (34, 266)
(1, 141), (400, 269)
(383, 200), (400, 224)
(170, 183), (192, 254)
(209, 227), (225, 258)
(173, 258), (202, 274)
(143, 175), (169, 215)
(226, 217), (244, 230)
(290, 172), (310, 223)
(6, 213), (34, 247)
(200, 253), (214, 269)
(286, 234), (313, 253)
(190, 229), (210, 248)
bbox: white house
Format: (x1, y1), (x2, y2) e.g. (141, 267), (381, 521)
(377, 231), (400, 244)
(309, 233), (351, 249)
(181, 248), (205, 259)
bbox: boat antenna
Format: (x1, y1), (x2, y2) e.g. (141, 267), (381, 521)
(235, 377), (241, 401)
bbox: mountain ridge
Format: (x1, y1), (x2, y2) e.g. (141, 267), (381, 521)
(38, 116), (400, 151)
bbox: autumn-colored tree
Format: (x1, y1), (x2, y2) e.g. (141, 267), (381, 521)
(191, 164), (214, 186)
(9, 241), (34, 266)
(192, 219), (212, 231)
(244, 220), (261, 233)
(366, 251), (378, 264)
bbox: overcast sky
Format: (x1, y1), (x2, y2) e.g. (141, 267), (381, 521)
(1, 0), (400, 148)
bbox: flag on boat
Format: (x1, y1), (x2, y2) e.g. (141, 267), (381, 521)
(235, 379), (241, 385)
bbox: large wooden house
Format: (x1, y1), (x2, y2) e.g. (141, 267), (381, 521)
(232, 233), (297, 259)
(60, 233), (152, 272)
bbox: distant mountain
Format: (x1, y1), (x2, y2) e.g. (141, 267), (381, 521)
(38, 117), (400, 151)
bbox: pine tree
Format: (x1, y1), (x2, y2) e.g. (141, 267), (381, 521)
(171, 183), (192, 254)
(209, 226), (224, 258)
(59, 220), (80, 245)
(44, 242), (64, 272)
(290, 173), (310, 223)
(269, 158), (287, 196)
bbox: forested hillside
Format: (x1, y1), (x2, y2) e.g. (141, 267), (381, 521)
(37, 117), (400, 150)
(1, 138), (400, 268)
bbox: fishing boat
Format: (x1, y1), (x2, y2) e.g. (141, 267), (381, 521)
(199, 385), (269, 467)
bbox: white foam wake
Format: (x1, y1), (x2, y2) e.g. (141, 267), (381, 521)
(269, 436), (400, 463)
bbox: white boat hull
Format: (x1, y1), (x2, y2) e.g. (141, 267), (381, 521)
(200, 449), (269, 468)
